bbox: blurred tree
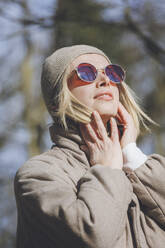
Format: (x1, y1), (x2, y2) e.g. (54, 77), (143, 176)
(0, 0), (165, 247)
(19, 2), (44, 156)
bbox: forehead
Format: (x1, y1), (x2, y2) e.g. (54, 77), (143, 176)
(71, 53), (110, 69)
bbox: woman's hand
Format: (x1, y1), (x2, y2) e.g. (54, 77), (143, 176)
(117, 102), (138, 149)
(80, 111), (123, 170)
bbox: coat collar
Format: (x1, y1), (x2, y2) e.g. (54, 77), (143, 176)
(49, 122), (85, 148)
(49, 123), (90, 169)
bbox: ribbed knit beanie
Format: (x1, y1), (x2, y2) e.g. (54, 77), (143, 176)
(41, 44), (110, 117)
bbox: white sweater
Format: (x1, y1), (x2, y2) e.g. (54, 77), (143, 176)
(122, 142), (148, 170)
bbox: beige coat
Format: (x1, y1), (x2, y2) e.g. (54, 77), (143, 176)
(14, 125), (165, 248)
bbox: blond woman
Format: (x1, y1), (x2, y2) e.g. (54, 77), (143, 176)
(14, 45), (165, 248)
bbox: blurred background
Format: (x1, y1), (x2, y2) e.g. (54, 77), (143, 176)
(0, 0), (165, 247)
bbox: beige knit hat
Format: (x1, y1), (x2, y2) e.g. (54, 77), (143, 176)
(41, 44), (110, 117)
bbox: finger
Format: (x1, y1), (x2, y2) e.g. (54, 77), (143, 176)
(116, 113), (123, 124)
(80, 145), (89, 155)
(110, 117), (119, 142)
(79, 125), (94, 150)
(92, 111), (107, 139)
(80, 144), (88, 151)
(80, 123), (98, 143)
(79, 124), (90, 143)
(80, 124), (90, 142)
(117, 102), (130, 125)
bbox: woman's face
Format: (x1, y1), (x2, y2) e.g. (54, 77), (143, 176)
(68, 54), (120, 124)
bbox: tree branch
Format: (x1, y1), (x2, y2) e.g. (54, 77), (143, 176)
(124, 8), (165, 65)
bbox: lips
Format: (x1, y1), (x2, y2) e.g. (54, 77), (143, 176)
(94, 91), (113, 100)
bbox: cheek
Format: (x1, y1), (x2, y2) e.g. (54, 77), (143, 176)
(112, 87), (120, 112)
(115, 89), (120, 104)
(113, 86), (120, 103)
(68, 74), (93, 107)
(69, 85), (94, 107)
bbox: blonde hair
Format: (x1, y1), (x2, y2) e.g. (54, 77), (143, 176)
(52, 65), (155, 135)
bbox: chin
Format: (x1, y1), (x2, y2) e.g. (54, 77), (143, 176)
(95, 109), (117, 124)
(92, 101), (118, 123)
(95, 105), (117, 117)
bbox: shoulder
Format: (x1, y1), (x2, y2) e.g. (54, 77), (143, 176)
(140, 153), (165, 171)
(134, 153), (165, 180)
(14, 147), (69, 184)
(147, 153), (165, 165)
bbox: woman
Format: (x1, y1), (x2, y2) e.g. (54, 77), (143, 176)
(14, 45), (165, 248)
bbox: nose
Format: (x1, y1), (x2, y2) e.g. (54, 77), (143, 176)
(96, 70), (110, 88)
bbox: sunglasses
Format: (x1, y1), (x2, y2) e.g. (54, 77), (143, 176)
(75, 63), (125, 84)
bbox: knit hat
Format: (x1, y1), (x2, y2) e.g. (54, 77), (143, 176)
(41, 44), (110, 117)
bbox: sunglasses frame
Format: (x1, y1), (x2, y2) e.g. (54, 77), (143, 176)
(75, 62), (125, 84)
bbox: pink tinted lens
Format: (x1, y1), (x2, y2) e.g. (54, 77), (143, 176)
(77, 63), (97, 82)
(105, 64), (125, 83)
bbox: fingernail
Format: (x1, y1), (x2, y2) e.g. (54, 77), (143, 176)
(91, 112), (95, 118)
(93, 110), (98, 115)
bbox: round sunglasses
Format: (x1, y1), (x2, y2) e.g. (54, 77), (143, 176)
(75, 63), (125, 84)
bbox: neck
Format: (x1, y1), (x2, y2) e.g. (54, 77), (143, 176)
(101, 115), (111, 127)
